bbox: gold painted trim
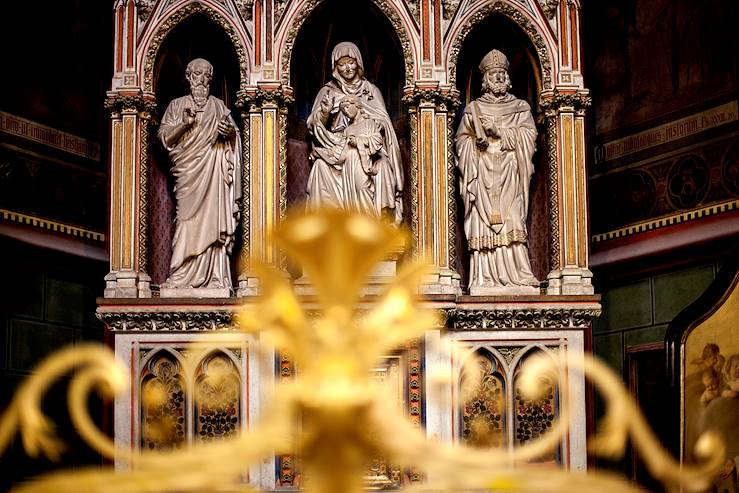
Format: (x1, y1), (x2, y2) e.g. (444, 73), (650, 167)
(422, 109), (434, 261)
(279, 0), (415, 87)
(143, 2), (249, 93)
(112, 119), (122, 270)
(250, 114), (262, 265)
(122, 115), (135, 270)
(591, 199), (739, 243)
(264, 109), (276, 264)
(546, 114), (561, 271)
(574, 117), (587, 267)
(561, 113), (575, 266)
(410, 109), (420, 257)
(0, 209), (105, 242)
(435, 113), (448, 269)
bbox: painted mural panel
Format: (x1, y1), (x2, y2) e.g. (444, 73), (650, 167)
(683, 280), (739, 492)
(587, 0), (736, 136)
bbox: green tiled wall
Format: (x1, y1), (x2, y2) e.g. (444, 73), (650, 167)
(652, 266), (714, 324)
(592, 262), (718, 477)
(0, 238), (106, 489)
(594, 263), (717, 372)
(8, 320), (76, 371)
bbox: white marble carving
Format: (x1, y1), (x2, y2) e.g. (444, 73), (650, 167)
(456, 50), (540, 295)
(306, 42), (404, 225)
(158, 59), (241, 297)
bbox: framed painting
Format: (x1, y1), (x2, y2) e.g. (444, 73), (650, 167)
(667, 251), (739, 493)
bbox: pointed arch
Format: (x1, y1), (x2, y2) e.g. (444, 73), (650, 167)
(275, 0), (419, 87)
(140, 349), (187, 450)
(194, 349), (242, 441)
(444, 0), (557, 90)
(459, 348), (508, 448)
(511, 346), (560, 460)
(138, 1), (252, 92)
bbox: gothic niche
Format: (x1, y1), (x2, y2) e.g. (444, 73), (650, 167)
(194, 352), (241, 442)
(453, 14), (550, 289)
(140, 348), (243, 448)
(286, 0), (410, 270)
(150, 13), (242, 289)
(459, 346), (560, 462)
(461, 350), (507, 448)
(140, 351), (186, 450)
(513, 349), (559, 463)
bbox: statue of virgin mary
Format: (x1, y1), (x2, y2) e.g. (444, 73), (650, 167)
(305, 42), (404, 225)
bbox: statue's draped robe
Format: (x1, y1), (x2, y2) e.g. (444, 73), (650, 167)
(343, 117), (384, 213)
(306, 78), (403, 220)
(159, 95), (241, 289)
(456, 93), (538, 288)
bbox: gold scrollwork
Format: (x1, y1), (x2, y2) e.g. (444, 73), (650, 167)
(0, 211), (727, 493)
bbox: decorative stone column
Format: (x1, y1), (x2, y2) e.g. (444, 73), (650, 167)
(103, 91), (156, 298)
(540, 90), (593, 295)
(235, 84), (292, 296)
(404, 83), (461, 295)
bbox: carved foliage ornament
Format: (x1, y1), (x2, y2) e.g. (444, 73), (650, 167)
(448, 2), (553, 90)
(136, 0), (158, 24)
(441, 0), (460, 20)
(98, 310), (236, 331)
(537, 0), (558, 20)
(402, 87), (461, 110)
(234, 0), (254, 20)
(104, 94), (158, 115)
(235, 88), (296, 112)
(539, 90), (592, 116)
(445, 308), (602, 330)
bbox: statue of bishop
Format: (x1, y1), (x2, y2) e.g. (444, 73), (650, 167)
(455, 50), (540, 295)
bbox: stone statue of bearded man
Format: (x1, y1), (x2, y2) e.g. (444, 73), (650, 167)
(158, 58), (242, 296)
(455, 49), (540, 295)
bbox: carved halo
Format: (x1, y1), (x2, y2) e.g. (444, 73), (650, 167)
(141, 1), (251, 93)
(278, 0), (417, 87)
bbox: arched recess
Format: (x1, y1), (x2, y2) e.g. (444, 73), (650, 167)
(283, 0), (413, 255)
(138, 1), (251, 93)
(194, 350), (242, 442)
(140, 349), (187, 450)
(276, 0), (418, 88)
(444, 1), (556, 91)
(449, 8), (553, 286)
(512, 347), (560, 463)
(147, 12), (243, 286)
(460, 349), (508, 448)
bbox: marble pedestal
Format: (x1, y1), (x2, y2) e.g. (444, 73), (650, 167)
(159, 287), (231, 298)
(468, 284), (541, 296)
(295, 259), (399, 297)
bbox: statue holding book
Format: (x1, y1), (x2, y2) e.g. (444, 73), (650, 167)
(455, 49), (539, 294)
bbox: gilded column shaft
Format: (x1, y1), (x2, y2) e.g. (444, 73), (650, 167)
(236, 87), (293, 296)
(404, 86), (461, 294)
(540, 91), (593, 295)
(103, 93), (155, 298)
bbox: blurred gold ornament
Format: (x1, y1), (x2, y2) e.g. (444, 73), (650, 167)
(0, 209), (727, 493)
